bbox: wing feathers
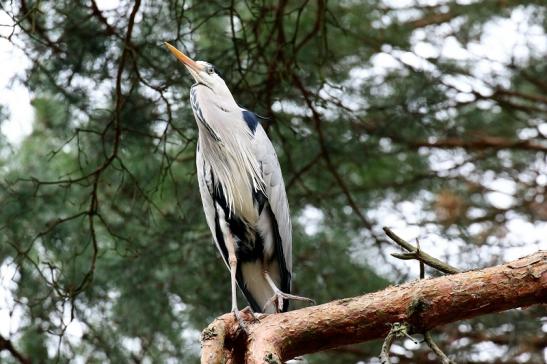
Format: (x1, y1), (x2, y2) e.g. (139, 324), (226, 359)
(253, 125), (292, 299)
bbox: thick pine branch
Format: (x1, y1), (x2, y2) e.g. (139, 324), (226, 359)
(201, 251), (546, 363)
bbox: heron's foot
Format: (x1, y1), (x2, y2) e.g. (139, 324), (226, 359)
(241, 306), (260, 323)
(232, 308), (249, 334)
(263, 290), (316, 312)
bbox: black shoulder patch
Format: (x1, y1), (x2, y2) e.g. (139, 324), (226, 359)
(242, 110), (258, 134)
(253, 189), (267, 215)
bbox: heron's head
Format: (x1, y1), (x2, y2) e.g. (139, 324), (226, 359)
(164, 42), (227, 92)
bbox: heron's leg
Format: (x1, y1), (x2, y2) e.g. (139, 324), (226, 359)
(225, 233), (248, 332)
(262, 271), (316, 313)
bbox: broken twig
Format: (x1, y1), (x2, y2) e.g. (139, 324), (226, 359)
(383, 227), (460, 274)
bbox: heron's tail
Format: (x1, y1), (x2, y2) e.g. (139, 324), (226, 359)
(238, 260), (286, 313)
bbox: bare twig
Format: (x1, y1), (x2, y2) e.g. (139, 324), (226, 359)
(411, 240), (454, 364)
(383, 227), (460, 274)
(409, 136), (547, 153)
(416, 239), (425, 279)
(424, 332), (455, 364)
(380, 323), (415, 364)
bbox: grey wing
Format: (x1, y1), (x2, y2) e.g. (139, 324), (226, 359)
(253, 125), (292, 282)
(196, 141), (229, 269)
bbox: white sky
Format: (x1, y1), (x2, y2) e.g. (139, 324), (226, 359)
(0, 10), (33, 144)
(1, 2), (546, 362)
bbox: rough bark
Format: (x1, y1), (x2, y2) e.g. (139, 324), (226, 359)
(200, 251), (547, 363)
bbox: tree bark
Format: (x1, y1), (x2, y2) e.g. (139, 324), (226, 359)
(200, 251), (547, 363)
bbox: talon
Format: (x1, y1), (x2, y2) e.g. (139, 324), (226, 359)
(241, 306), (260, 323)
(278, 291), (316, 305)
(232, 308), (249, 334)
(263, 271), (315, 312)
(262, 296), (277, 312)
(264, 291), (315, 313)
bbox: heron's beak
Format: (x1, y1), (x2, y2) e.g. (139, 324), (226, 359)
(164, 42), (202, 73)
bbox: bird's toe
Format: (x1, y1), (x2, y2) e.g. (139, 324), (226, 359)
(232, 308), (249, 334)
(278, 291), (316, 305)
(241, 306), (260, 322)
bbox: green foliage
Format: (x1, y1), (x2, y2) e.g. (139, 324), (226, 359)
(0, 1), (545, 363)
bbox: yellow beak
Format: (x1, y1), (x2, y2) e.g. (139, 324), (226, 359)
(164, 42), (202, 72)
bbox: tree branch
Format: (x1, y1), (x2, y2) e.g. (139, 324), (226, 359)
(383, 227), (461, 274)
(379, 323), (414, 364)
(201, 251), (546, 363)
(408, 136), (547, 153)
(201, 319), (227, 364)
(0, 335), (31, 364)
(424, 331), (454, 364)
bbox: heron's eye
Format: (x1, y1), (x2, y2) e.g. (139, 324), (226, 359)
(206, 66), (214, 75)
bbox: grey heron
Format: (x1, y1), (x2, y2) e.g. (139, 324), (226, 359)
(165, 43), (313, 327)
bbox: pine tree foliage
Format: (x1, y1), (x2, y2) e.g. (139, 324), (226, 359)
(0, 1), (545, 363)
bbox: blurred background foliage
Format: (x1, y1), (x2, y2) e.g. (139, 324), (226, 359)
(0, 0), (546, 363)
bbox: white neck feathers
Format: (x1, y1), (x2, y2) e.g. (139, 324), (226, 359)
(193, 86), (265, 224)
